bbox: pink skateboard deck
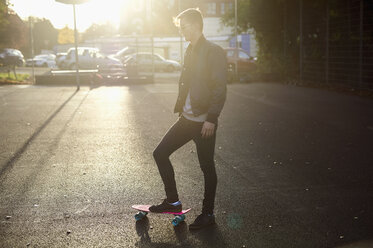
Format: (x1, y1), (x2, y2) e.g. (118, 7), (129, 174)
(132, 204), (191, 226)
(132, 204), (191, 215)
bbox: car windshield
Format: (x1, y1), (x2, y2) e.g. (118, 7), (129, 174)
(226, 50), (234, 57)
(35, 54), (55, 59)
(239, 51), (250, 59)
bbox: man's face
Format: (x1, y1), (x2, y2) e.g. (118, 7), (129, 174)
(179, 19), (194, 42)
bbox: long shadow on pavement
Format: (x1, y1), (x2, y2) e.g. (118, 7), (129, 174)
(0, 89), (79, 177)
(135, 217), (226, 248)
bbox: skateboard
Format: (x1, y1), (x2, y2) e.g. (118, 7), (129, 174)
(132, 204), (191, 227)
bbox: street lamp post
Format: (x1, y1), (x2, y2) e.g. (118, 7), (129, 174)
(55, 0), (90, 91)
(179, 0), (183, 65)
(72, 3), (80, 90)
(29, 17), (35, 84)
(234, 0), (238, 78)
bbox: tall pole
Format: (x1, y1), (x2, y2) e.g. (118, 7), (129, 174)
(326, 0), (329, 85)
(234, 0), (238, 77)
(299, 0), (303, 84)
(179, 0), (183, 65)
(359, 0), (363, 88)
(29, 17), (35, 84)
(283, 2), (286, 59)
(151, 0), (154, 78)
(73, 3), (80, 90)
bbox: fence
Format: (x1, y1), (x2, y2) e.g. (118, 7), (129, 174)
(297, 0), (373, 89)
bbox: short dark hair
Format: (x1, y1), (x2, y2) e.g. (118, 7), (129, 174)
(174, 8), (203, 31)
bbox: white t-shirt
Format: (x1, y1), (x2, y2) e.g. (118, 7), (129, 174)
(182, 91), (208, 122)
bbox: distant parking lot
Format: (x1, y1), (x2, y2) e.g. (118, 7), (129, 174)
(15, 67), (181, 83)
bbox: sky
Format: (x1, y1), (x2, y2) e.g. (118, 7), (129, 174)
(9, 0), (127, 31)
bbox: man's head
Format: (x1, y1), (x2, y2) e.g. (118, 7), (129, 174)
(174, 8), (203, 43)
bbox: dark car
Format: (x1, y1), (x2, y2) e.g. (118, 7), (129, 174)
(0, 48), (25, 67)
(224, 48), (257, 82)
(123, 52), (181, 73)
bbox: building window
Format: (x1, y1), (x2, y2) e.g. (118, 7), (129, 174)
(207, 3), (216, 15)
(221, 3), (225, 14)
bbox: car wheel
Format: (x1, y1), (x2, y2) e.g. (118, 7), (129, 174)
(17, 61), (24, 67)
(166, 65), (174, 73)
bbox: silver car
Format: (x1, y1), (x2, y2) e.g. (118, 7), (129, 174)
(26, 54), (57, 68)
(60, 47), (123, 70)
(123, 53), (181, 73)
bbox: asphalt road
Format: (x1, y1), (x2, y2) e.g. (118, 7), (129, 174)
(0, 82), (372, 247)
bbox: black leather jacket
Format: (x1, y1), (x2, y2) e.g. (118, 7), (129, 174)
(173, 35), (227, 124)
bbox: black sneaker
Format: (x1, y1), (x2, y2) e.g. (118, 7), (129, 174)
(149, 199), (182, 213)
(189, 213), (216, 230)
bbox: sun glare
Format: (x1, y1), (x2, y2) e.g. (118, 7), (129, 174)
(76, 0), (123, 31)
(10, 0), (128, 32)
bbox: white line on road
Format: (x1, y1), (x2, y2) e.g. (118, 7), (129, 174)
(75, 204), (90, 214)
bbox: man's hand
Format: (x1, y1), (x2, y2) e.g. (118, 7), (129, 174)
(201, 121), (215, 138)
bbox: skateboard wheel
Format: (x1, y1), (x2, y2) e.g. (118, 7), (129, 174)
(135, 211), (148, 221)
(172, 214), (185, 226)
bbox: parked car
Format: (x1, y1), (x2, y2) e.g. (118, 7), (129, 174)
(59, 47), (123, 70)
(55, 52), (67, 68)
(123, 52), (181, 73)
(109, 47), (136, 64)
(0, 48), (25, 67)
(224, 47), (257, 74)
(26, 54), (57, 68)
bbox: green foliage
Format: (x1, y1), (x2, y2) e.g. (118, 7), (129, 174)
(0, 0), (9, 32)
(29, 18), (58, 54)
(0, 12), (28, 50)
(222, 0), (296, 79)
(58, 26), (75, 44)
(0, 72), (29, 82)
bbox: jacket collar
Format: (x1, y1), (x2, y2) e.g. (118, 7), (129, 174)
(188, 35), (207, 54)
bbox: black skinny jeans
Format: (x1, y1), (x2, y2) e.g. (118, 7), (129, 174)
(153, 116), (217, 214)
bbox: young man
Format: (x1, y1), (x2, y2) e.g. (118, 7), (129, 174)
(150, 8), (227, 230)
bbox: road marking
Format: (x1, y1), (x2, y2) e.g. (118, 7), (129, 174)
(16, 85), (31, 89)
(75, 204), (90, 214)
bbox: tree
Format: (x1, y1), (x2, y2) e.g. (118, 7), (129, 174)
(27, 18), (58, 54)
(222, 0), (291, 78)
(82, 22), (117, 42)
(0, 0), (9, 33)
(0, 1), (28, 50)
(58, 26), (75, 44)
(221, 0), (363, 82)
(119, 0), (179, 36)
(149, 0), (179, 36)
